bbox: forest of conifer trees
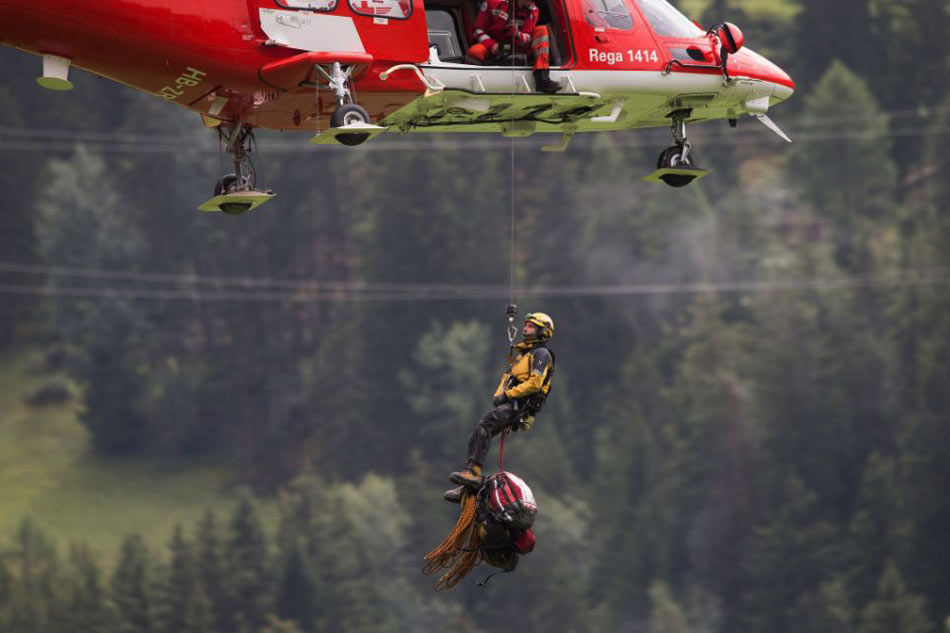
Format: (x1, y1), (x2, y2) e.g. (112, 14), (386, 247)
(1, 0), (950, 631)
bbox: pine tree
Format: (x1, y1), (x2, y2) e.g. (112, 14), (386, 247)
(194, 511), (228, 633)
(898, 91), (950, 617)
(66, 545), (113, 633)
(111, 534), (154, 633)
(845, 454), (911, 607)
(275, 538), (318, 633)
(793, 0), (877, 89)
(653, 296), (754, 614)
(791, 61), (897, 274)
(0, 562), (10, 633)
(648, 582), (691, 633)
(857, 562), (931, 633)
(398, 319), (495, 466)
(156, 525), (199, 633)
(741, 476), (839, 633)
(787, 579), (855, 633)
(6, 518), (62, 633)
(223, 495), (272, 633)
(182, 586), (215, 633)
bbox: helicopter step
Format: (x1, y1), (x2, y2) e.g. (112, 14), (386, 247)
(310, 120), (387, 146)
(380, 87), (612, 135)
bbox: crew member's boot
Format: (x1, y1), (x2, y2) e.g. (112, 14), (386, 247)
(533, 68), (562, 94)
(449, 461), (483, 488)
(443, 486), (465, 503)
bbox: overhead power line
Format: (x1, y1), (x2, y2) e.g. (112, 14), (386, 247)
(0, 261), (497, 292)
(2, 261), (949, 303)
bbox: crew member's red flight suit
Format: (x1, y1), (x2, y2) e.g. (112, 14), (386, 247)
(467, 0), (551, 71)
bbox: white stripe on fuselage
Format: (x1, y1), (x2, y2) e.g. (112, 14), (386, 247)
(421, 64), (791, 102)
(259, 9), (366, 52)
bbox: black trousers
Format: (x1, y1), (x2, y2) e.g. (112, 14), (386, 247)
(467, 403), (517, 467)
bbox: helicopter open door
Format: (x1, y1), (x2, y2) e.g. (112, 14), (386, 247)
(419, 0), (572, 69)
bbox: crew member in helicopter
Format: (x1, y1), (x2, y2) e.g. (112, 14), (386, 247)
(444, 312), (556, 502)
(465, 0), (563, 94)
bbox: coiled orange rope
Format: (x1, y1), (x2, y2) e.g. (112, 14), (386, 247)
(423, 493), (482, 590)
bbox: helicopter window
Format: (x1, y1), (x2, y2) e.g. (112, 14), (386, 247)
(634, 0), (702, 38)
(583, 0), (633, 31)
(274, 0), (338, 9)
(349, 0), (413, 19)
(426, 9), (464, 61)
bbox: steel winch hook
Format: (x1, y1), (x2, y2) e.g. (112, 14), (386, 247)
(506, 303), (518, 344)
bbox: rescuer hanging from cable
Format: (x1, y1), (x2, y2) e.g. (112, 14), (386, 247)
(444, 312), (556, 502)
(466, 0), (563, 94)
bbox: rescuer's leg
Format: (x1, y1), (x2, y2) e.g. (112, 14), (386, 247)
(450, 403), (516, 487)
(443, 485), (466, 503)
(466, 43), (491, 65)
(530, 26), (562, 93)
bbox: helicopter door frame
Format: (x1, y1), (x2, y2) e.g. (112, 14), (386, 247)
(421, 0), (575, 68)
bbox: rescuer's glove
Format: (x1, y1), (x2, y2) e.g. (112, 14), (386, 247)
(505, 23), (519, 38)
(518, 415), (535, 432)
(493, 392), (509, 407)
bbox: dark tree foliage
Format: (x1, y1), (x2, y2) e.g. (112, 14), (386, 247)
(194, 511), (228, 633)
(111, 535), (154, 633)
(274, 539), (319, 633)
(223, 496), (272, 633)
(66, 545), (113, 633)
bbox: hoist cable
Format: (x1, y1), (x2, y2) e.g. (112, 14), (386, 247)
(503, 0), (519, 346)
(509, 3), (517, 309)
(509, 138), (515, 307)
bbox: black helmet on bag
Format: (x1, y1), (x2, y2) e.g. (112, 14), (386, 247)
(481, 548), (519, 572)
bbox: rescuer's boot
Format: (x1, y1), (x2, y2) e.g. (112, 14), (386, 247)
(443, 486), (465, 503)
(533, 69), (563, 94)
(449, 462), (483, 488)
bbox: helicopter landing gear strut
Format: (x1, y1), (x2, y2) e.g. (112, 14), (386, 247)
(310, 62), (387, 147)
(644, 109), (711, 188)
(198, 123), (275, 214)
(323, 62), (370, 146)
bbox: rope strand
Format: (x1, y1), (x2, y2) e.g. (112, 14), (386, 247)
(423, 494), (482, 590)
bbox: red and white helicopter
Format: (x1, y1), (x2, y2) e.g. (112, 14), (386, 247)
(0, 0), (794, 213)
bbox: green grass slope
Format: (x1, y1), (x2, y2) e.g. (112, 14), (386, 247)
(0, 347), (262, 560)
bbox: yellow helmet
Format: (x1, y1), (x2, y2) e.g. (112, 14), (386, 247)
(524, 312), (554, 341)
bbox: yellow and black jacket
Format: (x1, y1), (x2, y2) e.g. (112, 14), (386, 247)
(494, 342), (555, 411)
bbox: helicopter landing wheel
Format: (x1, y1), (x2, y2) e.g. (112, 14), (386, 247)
(331, 103), (372, 146)
(214, 173), (241, 197)
(656, 145), (701, 188)
(657, 144), (696, 169)
(212, 173), (255, 215)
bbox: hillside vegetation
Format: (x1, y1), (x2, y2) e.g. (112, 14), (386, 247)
(0, 347), (252, 559)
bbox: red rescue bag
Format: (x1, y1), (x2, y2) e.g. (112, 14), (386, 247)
(485, 471), (537, 531)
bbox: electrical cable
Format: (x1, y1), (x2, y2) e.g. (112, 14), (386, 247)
(3, 269), (950, 302)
